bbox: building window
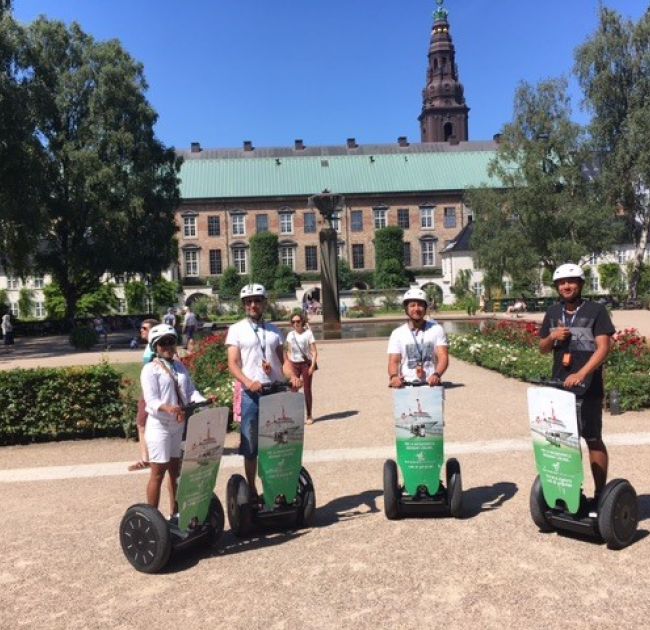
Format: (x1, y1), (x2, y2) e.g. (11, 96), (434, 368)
(504, 280), (513, 296)
(183, 216), (197, 238)
(373, 207), (388, 229)
(256, 214), (268, 233)
(184, 250), (199, 276)
(113, 274), (125, 285)
(421, 240), (436, 266)
(403, 242), (411, 267)
(305, 246), (318, 271)
(117, 299), (126, 314)
(337, 242), (344, 260)
(232, 214), (246, 236)
(398, 208), (410, 229)
(208, 216), (221, 236)
(280, 213), (294, 235)
(10, 303), (18, 316)
(280, 246), (295, 270)
(473, 282), (483, 296)
(421, 206), (435, 229)
(209, 249), (222, 275)
(351, 210), (363, 232)
(144, 296), (153, 313)
(617, 249), (625, 264)
(444, 207), (456, 229)
(34, 302), (45, 318)
(591, 274), (599, 292)
(352, 244), (365, 269)
(32, 276), (44, 289)
(304, 212), (316, 233)
(7, 277), (19, 290)
(233, 248), (247, 273)
(588, 252), (597, 265)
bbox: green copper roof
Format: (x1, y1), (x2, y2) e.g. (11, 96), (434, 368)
(179, 149), (500, 200)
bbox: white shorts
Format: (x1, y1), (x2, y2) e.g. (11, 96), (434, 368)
(144, 417), (183, 463)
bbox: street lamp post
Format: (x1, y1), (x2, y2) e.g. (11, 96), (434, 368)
(308, 190), (344, 340)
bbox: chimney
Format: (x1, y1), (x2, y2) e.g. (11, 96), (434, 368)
(346, 137), (358, 149)
(493, 133), (502, 144)
(397, 136), (409, 147)
(243, 140), (254, 152)
(190, 142), (202, 153)
(294, 139), (305, 150)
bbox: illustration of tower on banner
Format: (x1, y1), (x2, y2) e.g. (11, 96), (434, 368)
(419, 0), (470, 143)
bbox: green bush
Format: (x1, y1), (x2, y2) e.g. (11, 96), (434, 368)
(0, 364), (133, 444)
(69, 326), (99, 349)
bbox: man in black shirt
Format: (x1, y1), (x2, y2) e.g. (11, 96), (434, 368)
(539, 263), (615, 498)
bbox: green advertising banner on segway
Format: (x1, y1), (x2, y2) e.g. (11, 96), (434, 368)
(177, 407), (229, 531)
(258, 391), (305, 507)
(394, 386), (444, 496)
(527, 387), (583, 514)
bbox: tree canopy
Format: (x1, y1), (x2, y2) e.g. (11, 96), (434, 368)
(575, 7), (650, 298)
(1, 13), (182, 322)
(466, 78), (620, 293)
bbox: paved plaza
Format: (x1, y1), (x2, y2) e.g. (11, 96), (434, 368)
(1, 314), (650, 628)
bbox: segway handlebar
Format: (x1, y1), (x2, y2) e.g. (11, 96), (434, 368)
(528, 378), (587, 396)
(181, 399), (213, 414)
(260, 381), (291, 395)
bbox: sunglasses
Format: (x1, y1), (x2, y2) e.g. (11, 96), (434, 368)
(157, 337), (176, 347)
(291, 319), (302, 324)
(244, 298), (264, 305)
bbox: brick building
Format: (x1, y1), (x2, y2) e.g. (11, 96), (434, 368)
(174, 2), (496, 291)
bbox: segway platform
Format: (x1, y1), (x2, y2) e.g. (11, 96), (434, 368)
(383, 384), (463, 519)
(120, 405), (228, 572)
(227, 388), (315, 536)
(527, 384), (638, 549)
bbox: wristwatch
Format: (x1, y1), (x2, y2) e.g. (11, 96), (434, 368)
(432, 371), (441, 379)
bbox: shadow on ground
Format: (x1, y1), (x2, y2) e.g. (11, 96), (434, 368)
(162, 529), (307, 573)
(461, 481), (518, 519)
(315, 490), (382, 527)
(442, 381), (465, 390)
(314, 410), (359, 423)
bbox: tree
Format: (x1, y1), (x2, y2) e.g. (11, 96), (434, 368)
(0, 288), (8, 316)
(467, 79), (620, 286)
(575, 7), (650, 299)
(124, 280), (148, 314)
(598, 262), (626, 300)
(374, 226), (409, 288)
(76, 283), (118, 317)
(273, 265), (299, 294)
(219, 266), (245, 299)
(43, 283), (66, 319)
(338, 259), (354, 291)
(151, 277), (180, 312)
(21, 19), (181, 323)
(250, 232), (279, 290)
(0, 3), (45, 275)
(18, 287), (34, 319)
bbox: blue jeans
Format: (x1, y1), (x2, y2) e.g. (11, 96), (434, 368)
(240, 390), (260, 459)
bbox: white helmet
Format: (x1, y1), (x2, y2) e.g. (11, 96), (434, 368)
(402, 287), (429, 307)
(240, 283), (267, 300)
(552, 263), (585, 283)
(148, 324), (178, 351)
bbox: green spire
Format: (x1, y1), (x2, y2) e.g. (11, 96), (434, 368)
(434, 0), (448, 21)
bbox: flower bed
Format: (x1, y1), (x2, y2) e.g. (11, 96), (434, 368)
(449, 322), (650, 412)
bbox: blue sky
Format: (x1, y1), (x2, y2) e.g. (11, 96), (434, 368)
(12, 0), (648, 150)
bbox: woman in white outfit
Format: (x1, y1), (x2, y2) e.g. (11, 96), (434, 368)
(140, 324), (207, 518)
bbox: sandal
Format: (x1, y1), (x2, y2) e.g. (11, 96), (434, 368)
(128, 460), (150, 471)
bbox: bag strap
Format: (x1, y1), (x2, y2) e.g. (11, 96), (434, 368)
(155, 358), (186, 406)
(289, 331), (309, 362)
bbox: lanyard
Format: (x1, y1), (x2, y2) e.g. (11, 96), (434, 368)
(409, 324), (426, 364)
(249, 319), (267, 360)
(561, 301), (583, 328)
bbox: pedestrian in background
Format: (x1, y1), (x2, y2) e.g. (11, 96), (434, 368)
(2, 312), (14, 346)
(286, 312), (318, 424)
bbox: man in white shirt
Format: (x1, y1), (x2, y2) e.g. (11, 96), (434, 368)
(387, 287), (449, 387)
(182, 307), (198, 347)
(226, 283), (299, 500)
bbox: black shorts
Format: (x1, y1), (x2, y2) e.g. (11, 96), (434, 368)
(577, 396), (603, 442)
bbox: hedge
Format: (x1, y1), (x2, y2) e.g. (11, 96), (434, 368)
(0, 364), (135, 445)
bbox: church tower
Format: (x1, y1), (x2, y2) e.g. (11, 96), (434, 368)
(419, 0), (469, 143)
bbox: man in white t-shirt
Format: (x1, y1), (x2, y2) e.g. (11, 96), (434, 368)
(387, 287), (449, 387)
(226, 283), (299, 499)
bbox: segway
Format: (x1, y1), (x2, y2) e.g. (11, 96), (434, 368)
(383, 383), (463, 519)
(527, 380), (638, 549)
(120, 402), (228, 573)
(226, 383), (315, 535)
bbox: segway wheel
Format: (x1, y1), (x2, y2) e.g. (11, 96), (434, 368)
(383, 459), (400, 520)
(445, 458), (463, 518)
(227, 474), (253, 537)
(597, 479), (638, 550)
(206, 494), (225, 547)
(296, 467), (316, 527)
(529, 476), (553, 533)
(119, 504), (171, 573)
